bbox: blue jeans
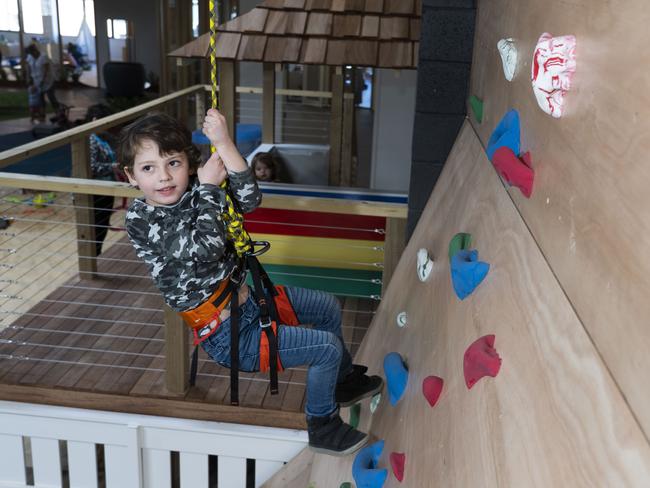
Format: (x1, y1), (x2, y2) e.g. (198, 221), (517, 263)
(200, 286), (353, 418)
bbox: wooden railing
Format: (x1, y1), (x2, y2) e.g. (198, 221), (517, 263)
(0, 86), (406, 397)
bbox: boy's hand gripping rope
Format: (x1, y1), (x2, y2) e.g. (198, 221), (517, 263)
(209, 0), (252, 257)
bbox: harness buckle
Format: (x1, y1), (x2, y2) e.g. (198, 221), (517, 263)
(259, 317), (273, 328)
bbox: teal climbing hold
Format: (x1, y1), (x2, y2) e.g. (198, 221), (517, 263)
(449, 233), (472, 263)
(349, 403), (361, 429)
(340, 483), (353, 488)
(469, 95), (484, 123)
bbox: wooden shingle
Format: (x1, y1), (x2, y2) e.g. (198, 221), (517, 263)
(348, 39), (379, 66)
(361, 15), (380, 38)
(333, 14), (361, 37)
(300, 38), (328, 64)
(286, 11), (308, 35)
(305, 0), (331, 10)
(332, 0), (345, 12)
(380, 16), (409, 39)
(305, 12), (333, 35)
(265, 36), (302, 62)
(410, 18), (420, 41)
(364, 0), (383, 13)
(225, 8), (268, 33)
(237, 34), (267, 61)
(378, 40), (412, 68)
(385, 0), (415, 15)
(214, 32), (242, 59)
(265, 10), (288, 34)
(345, 0), (366, 11)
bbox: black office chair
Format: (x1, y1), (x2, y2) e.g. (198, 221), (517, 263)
(102, 62), (145, 98)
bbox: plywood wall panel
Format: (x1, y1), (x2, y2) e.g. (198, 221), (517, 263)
(468, 0), (650, 437)
(265, 122), (650, 487)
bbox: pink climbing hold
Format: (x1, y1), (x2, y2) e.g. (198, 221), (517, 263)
(463, 335), (502, 389)
(491, 147), (535, 198)
(389, 452), (405, 482)
(422, 376), (444, 407)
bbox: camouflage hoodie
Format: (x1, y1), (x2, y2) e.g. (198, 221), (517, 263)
(125, 168), (262, 311)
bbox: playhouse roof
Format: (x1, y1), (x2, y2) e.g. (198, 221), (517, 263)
(168, 0), (421, 68)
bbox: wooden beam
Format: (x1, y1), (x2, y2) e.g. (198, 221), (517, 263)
(218, 60), (236, 139)
(164, 305), (189, 395)
(70, 138), (97, 278)
(328, 66), (344, 186)
(0, 172), (407, 217)
(262, 62), (276, 144)
(0, 85), (205, 168)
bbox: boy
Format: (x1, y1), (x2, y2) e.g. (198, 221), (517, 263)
(120, 109), (383, 456)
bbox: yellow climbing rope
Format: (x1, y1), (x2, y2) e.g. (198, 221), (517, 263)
(209, 0), (252, 257)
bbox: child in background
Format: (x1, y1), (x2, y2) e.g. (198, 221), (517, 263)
(120, 109), (383, 456)
(251, 152), (279, 182)
(28, 84), (45, 123)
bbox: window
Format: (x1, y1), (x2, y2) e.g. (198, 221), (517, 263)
(0, 0), (20, 32)
(22, 0), (43, 34)
(192, 0), (198, 38)
(106, 18), (127, 39)
(59, 0), (83, 36)
(84, 0), (95, 36)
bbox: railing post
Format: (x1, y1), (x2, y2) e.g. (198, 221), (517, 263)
(382, 217), (407, 294)
(341, 92), (354, 187)
(262, 62), (276, 144)
(195, 88), (206, 129)
(71, 137), (97, 278)
(164, 304), (189, 395)
(329, 66), (344, 186)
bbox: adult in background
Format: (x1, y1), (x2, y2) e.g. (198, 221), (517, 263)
(25, 44), (59, 114)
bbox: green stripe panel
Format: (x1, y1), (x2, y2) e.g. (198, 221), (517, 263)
(248, 263), (383, 298)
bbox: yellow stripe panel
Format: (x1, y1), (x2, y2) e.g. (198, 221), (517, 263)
(250, 233), (384, 271)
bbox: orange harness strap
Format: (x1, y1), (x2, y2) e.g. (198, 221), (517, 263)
(259, 285), (299, 373)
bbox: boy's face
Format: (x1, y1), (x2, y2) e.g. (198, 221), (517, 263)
(124, 138), (192, 207)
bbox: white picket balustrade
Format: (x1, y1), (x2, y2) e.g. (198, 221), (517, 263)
(0, 401), (307, 488)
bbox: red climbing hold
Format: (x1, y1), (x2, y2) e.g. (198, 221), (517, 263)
(422, 376), (444, 407)
(491, 146), (534, 198)
(463, 335), (502, 389)
(390, 452), (405, 482)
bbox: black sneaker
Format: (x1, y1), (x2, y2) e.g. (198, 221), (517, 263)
(307, 410), (368, 456)
(335, 364), (384, 407)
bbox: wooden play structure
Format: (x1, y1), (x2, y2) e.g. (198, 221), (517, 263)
(264, 0), (650, 486)
(169, 0), (421, 186)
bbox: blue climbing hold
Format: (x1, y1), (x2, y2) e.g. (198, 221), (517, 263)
(450, 249), (490, 300)
(352, 440), (388, 488)
(383, 353), (408, 406)
(486, 109), (520, 161)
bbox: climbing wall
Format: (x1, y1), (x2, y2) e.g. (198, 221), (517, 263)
(469, 0), (650, 439)
(264, 1), (650, 486)
(264, 122), (650, 487)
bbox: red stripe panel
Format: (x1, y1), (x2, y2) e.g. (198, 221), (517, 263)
(244, 207), (386, 241)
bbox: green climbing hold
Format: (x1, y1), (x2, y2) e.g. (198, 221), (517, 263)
(340, 483), (352, 488)
(449, 233), (472, 263)
(469, 95), (484, 123)
(449, 232), (472, 262)
(349, 403), (361, 429)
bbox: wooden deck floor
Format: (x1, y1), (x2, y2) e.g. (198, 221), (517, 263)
(0, 192), (376, 430)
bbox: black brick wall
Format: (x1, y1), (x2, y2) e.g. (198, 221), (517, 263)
(407, 1), (477, 238)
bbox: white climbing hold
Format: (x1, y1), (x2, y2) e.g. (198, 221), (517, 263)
(396, 311), (408, 328)
(497, 38), (517, 81)
(417, 248), (433, 282)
